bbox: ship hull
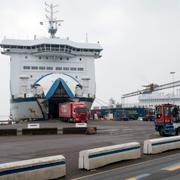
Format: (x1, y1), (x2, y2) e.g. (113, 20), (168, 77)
(11, 97), (94, 121)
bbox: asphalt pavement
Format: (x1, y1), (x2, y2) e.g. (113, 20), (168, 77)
(0, 120), (179, 179)
(72, 153), (180, 180)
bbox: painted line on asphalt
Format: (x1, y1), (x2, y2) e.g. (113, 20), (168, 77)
(126, 173), (151, 180)
(161, 162), (180, 172)
(72, 153), (180, 180)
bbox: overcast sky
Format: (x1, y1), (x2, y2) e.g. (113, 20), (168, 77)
(0, 0), (180, 115)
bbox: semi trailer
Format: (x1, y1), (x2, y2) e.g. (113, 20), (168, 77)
(59, 102), (89, 123)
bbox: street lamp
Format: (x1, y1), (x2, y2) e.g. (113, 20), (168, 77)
(170, 71), (175, 104)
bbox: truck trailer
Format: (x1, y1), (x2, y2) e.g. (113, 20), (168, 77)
(59, 102), (89, 123)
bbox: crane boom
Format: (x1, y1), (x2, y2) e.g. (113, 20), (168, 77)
(122, 80), (180, 99)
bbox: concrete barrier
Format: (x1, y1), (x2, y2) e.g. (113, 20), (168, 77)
(79, 142), (141, 170)
(22, 128), (58, 135)
(63, 127), (97, 135)
(0, 155), (66, 180)
(0, 129), (17, 136)
(63, 127), (87, 134)
(144, 136), (180, 154)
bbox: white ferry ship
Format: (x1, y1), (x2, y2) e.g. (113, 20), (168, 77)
(0, 3), (103, 121)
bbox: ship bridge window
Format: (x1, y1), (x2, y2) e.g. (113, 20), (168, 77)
(3, 45), (10, 48)
(46, 66), (53, 70)
(39, 66), (45, 70)
(45, 44), (51, 50)
(23, 66), (30, 70)
(51, 45), (59, 51)
(56, 67), (62, 70)
(63, 67), (69, 71)
(51, 45), (59, 48)
(31, 66), (38, 70)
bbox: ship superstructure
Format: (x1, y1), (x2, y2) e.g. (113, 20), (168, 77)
(0, 2), (102, 120)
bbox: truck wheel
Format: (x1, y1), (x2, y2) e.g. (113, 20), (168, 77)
(68, 119), (73, 123)
(176, 128), (180, 135)
(159, 128), (165, 136)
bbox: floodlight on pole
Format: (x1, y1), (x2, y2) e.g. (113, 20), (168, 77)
(170, 71), (175, 104)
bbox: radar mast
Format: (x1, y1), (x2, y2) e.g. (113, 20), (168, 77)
(44, 2), (64, 38)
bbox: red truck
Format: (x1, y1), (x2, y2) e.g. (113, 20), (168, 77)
(155, 104), (180, 136)
(59, 102), (89, 123)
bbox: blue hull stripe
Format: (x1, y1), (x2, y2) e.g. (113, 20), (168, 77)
(11, 97), (94, 104)
(89, 146), (140, 159)
(152, 139), (180, 146)
(11, 97), (37, 103)
(79, 97), (94, 103)
(0, 161), (65, 177)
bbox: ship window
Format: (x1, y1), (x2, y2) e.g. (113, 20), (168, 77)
(70, 67), (77, 71)
(63, 67), (69, 71)
(23, 66), (30, 70)
(31, 66), (38, 70)
(4, 45), (9, 48)
(56, 67), (62, 70)
(25, 56), (28, 59)
(67, 58), (69, 60)
(60, 58), (63, 60)
(80, 58), (82, 61)
(39, 66), (45, 70)
(78, 68), (84, 71)
(39, 56), (42, 59)
(46, 66), (53, 70)
(51, 45), (59, 48)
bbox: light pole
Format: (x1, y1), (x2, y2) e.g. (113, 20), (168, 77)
(170, 72), (175, 104)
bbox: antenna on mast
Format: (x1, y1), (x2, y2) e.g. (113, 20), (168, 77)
(41, 2), (64, 38)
